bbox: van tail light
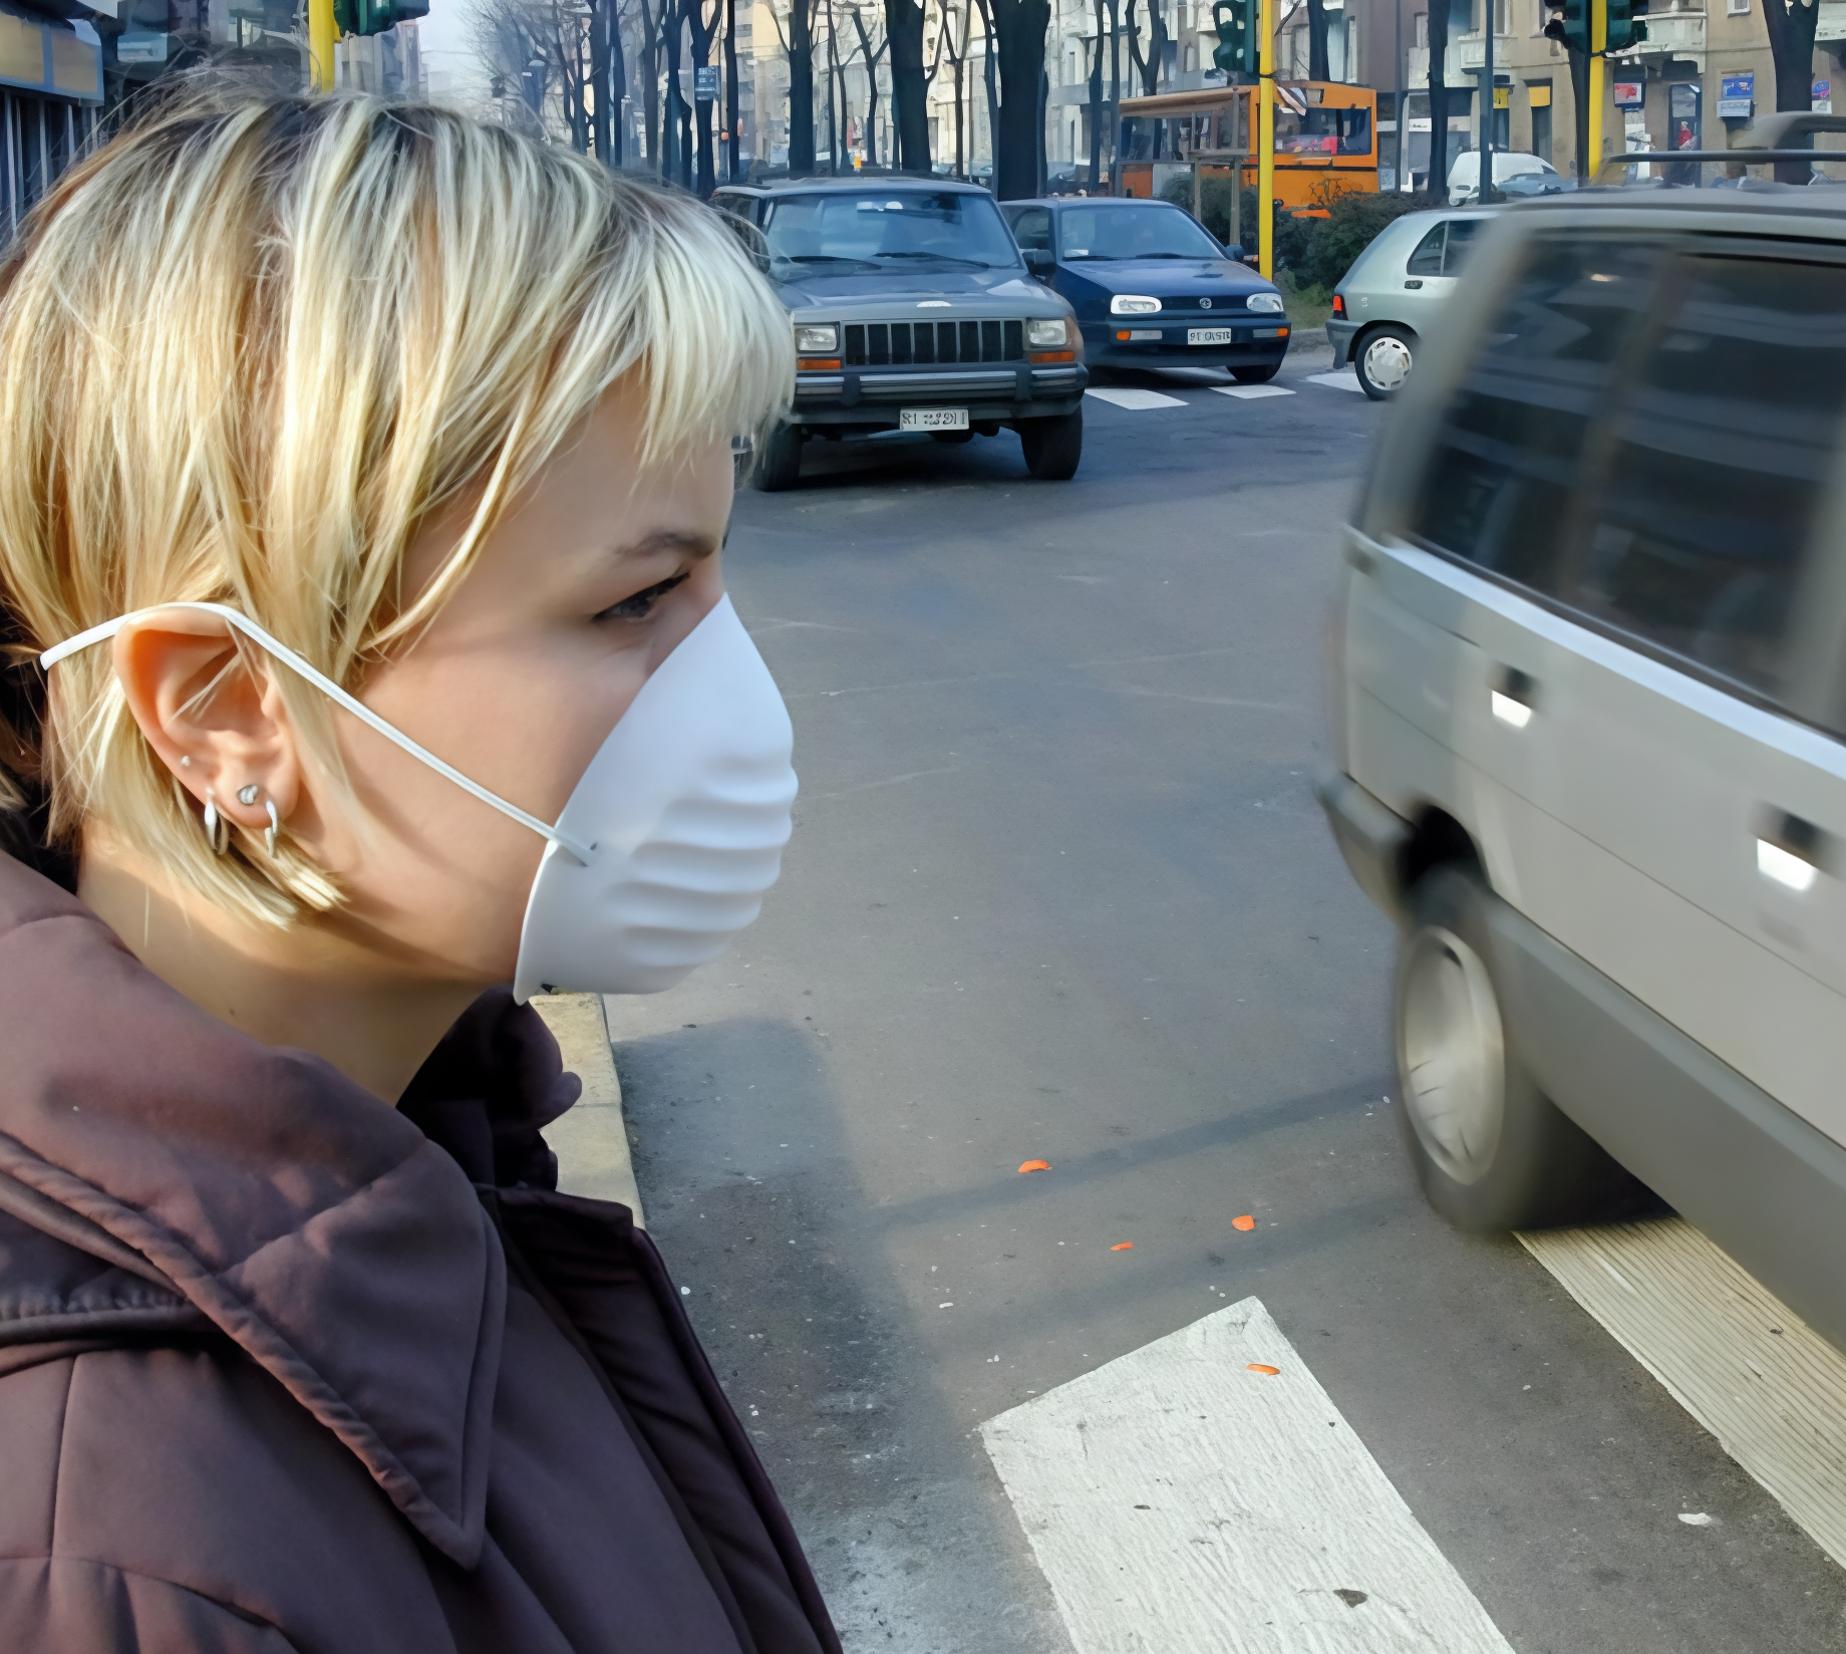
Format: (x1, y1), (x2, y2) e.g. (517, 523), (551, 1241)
(1331, 293), (1347, 319)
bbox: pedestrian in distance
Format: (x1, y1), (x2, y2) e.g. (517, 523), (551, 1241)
(0, 91), (834, 1652)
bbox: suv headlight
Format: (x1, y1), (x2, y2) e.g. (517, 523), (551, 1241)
(1246, 291), (1285, 315)
(1027, 317), (1070, 348)
(1109, 294), (1161, 315)
(794, 322), (839, 353)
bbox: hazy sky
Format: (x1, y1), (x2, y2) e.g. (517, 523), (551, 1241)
(415, 0), (488, 102)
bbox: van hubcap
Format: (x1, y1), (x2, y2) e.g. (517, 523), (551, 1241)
(1363, 334), (1413, 392)
(1397, 926), (1505, 1185)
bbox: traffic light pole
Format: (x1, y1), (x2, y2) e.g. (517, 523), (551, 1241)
(310, 0), (337, 89)
(1587, 0), (1606, 177)
(1257, 0), (1275, 280)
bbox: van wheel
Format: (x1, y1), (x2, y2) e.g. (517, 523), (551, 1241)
(1356, 326), (1415, 401)
(753, 424), (804, 491)
(1019, 408), (1083, 480)
(1394, 869), (1639, 1231)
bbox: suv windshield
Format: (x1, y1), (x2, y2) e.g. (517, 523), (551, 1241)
(1056, 204), (1222, 261)
(763, 190), (1022, 270)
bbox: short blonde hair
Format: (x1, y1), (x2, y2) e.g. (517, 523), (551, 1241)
(0, 91), (792, 924)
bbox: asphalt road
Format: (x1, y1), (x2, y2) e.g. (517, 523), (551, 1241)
(608, 353), (1846, 1653)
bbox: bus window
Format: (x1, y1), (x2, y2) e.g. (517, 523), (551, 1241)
(1275, 108), (1373, 157)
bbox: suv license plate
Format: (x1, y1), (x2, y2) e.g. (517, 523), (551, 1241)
(900, 408), (969, 431)
(1188, 327), (1238, 346)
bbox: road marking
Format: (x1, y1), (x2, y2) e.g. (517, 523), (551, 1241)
(1212, 384), (1296, 401)
(1085, 387), (1189, 411)
(1306, 371), (1367, 395)
(980, 1296), (1515, 1654)
(1522, 1218), (1846, 1569)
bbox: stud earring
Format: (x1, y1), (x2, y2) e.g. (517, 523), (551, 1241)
(178, 755), (192, 769)
(237, 783), (261, 806)
(202, 792), (229, 856)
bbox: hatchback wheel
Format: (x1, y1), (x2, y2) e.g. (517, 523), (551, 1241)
(1356, 325), (1415, 401)
(1395, 869), (1640, 1231)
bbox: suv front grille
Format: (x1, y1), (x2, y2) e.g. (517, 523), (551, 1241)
(843, 319), (1026, 367)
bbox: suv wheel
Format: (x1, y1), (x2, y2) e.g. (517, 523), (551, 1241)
(1394, 869), (1639, 1231)
(1355, 326), (1415, 400)
(1019, 408), (1082, 481)
(753, 423), (805, 491)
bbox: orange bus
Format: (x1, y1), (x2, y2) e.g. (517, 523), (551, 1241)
(1116, 83), (1380, 215)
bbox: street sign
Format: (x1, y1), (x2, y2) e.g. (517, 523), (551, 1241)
(1613, 79), (1644, 108)
(1718, 71), (1754, 120)
(694, 65), (719, 102)
(1815, 78), (1833, 114)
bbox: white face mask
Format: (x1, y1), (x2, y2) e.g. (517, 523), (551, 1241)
(42, 596), (798, 1001)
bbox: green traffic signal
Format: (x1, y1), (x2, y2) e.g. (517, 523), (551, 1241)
(1541, 0), (1587, 54)
(1210, 0), (1258, 79)
(1607, 0), (1648, 51)
(331, 0), (428, 39)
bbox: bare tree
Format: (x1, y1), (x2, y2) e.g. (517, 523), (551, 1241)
(1086, 0), (1102, 187)
(723, 0), (740, 178)
(1125, 0), (1166, 155)
(847, 5), (891, 165)
(686, 0), (718, 193)
(1426, 0), (1451, 199)
(1305, 0), (1328, 79)
(972, 0), (1000, 179)
(937, 0), (972, 173)
(989, 0), (1048, 196)
(886, 0), (930, 170)
(767, 0), (820, 172)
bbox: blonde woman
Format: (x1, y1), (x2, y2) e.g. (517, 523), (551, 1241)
(0, 94), (837, 1652)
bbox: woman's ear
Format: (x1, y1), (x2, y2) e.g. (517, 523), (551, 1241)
(111, 611), (302, 838)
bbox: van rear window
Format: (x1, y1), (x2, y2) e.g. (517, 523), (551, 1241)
(1407, 237), (1665, 596)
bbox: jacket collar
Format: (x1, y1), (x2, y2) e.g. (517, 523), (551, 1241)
(0, 854), (575, 1567)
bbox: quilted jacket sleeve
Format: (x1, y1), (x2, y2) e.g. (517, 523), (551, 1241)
(0, 1555), (302, 1653)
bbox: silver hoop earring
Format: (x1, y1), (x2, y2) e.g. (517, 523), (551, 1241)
(202, 792), (229, 857)
(264, 797), (280, 859)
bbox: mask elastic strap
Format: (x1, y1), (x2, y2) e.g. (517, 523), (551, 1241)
(41, 601), (593, 864)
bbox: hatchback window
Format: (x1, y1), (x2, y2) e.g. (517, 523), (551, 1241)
(1406, 237), (1665, 593)
(1406, 224), (1446, 278)
(1572, 255), (1846, 698)
(1010, 208), (1053, 253)
(1442, 218), (1481, 274)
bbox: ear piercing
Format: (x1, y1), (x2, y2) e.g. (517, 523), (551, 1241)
(204, 783), (282, 857)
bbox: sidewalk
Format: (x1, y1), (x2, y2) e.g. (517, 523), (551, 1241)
(533, 993), (645, 1226)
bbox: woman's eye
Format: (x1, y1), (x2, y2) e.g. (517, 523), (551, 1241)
(595, 570), (689, 625)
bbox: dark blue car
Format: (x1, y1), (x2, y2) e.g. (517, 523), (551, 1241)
(1000, 198), (1291, 383)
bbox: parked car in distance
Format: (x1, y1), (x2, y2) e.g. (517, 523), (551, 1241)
(1447, 149), (1566, 205)
(1000, 197), (1291, 383)
(1326, 206), (1492, 399)
(712, 179), (1086, 489)
(1320, 168), (1846, 1355)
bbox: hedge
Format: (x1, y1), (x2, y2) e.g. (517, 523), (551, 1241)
(1159, 176), (1426, 291)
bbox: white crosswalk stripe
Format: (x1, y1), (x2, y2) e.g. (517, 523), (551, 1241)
(982, 1297), (1516, 1654)
(1084, 387), (1189, 411)
(1306, 370), (1367, 394)
(1213, 384), (1296, 401)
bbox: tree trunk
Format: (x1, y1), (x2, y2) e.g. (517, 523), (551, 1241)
(723, 0), (740, 178)
(1765, 0), (1821, 181)
(661, 0), (683, 179)
(789, 0), (816, 172)
(1426, 0), (1451, 199)
(1568, 44), (1587, 181)
(850, 12), (885, 167)
(591, 0), (613, 162)
(644, 0), (664, 172)
(1306, 0), (1329, 80)
(688, 0), (716, 195)
(826, 0), (841, 168)
(1087, 0), (1103, 188)
(951, 30), (966, 172)
(1105, 0), (1120, 188)
(992, 0), (1049, 198)
(887, 0), (930, 170)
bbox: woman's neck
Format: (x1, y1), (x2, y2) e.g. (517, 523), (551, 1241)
(78, 838), (479, 1104)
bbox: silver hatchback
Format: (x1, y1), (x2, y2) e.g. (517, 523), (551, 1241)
(1325, 206), (1495, 400)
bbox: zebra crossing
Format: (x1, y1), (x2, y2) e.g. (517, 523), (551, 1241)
(1084, 368), (1366, 413)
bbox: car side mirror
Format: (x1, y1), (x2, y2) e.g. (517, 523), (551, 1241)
(1023, 248), (1056, 276)
(1241, 253), (1261, 271)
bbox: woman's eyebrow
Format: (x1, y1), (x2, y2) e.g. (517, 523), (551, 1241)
(613, 528), (720, 563)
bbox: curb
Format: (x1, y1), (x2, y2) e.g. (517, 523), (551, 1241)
(533, 993), (646, 1227)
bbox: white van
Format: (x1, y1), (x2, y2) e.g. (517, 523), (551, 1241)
(1320, 177), (1846, 1352)
(1446, 149), (1563, 204)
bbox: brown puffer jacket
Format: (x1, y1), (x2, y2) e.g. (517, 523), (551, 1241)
(0, 851), (841, 1653)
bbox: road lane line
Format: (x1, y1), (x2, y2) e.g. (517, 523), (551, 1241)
(1306, 371), (1368, 394)
(1085, 387), (1189, 411)
(1522, 1219), (1846, 1568)
(980, 1296), (1516, 1654)
(1212, 385), (1296, 401)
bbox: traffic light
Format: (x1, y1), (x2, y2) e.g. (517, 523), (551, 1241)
(1607, 0), (1648, 51)
(1541, 0), (1587, 54)
(1211, 0), (1258, 80)
(331, 0), (427, 38)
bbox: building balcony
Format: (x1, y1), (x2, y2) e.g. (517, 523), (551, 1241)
(1611, 9), (1705, 56)
(1818, 0), (1846, 42)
